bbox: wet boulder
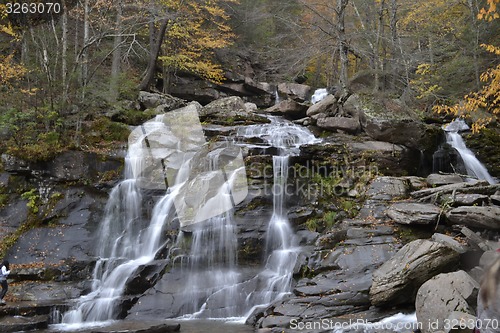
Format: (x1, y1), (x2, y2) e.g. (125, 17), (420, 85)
(0, 315), (48, 333)
(386, 202), (441, 225)
(416, 270), (479, 333)
(370, 239), (460, 306)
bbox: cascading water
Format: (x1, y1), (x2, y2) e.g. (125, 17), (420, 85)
(274, 87), (281, 105)
(443, 119), (497, 185)
(60, 105), (247, 325)
(235, 117), (318, 316)
(60, 109), (318, 326)
(311, 88), (329, 104)
(61, 116), (184, 324)
(173, 117), (318, 319)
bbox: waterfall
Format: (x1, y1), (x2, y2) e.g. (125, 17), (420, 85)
(311, 88), (329, 104)
(174, 117), (318, 319)
(443, 119), (497, 185)
(237, 117), (318, 317)
(445, 132), (496, 184)
(60, 109), (318, 325)
(274, 87), (281, 105)
(61, 104), (248, 324)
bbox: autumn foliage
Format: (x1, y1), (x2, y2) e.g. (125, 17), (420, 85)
(0, 4), (26, 87)
(434, 0), (500, 132)
(159, 0), (237, 84)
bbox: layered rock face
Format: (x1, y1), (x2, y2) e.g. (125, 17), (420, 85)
(0, 86), (498, 333)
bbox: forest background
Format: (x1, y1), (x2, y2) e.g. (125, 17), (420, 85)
(0, 0), (499, 161)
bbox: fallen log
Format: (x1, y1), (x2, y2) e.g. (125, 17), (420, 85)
(411, 182), (500, 203)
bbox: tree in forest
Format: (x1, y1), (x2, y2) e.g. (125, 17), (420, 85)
(299, 0), (351, 92)
(433, 0), (500, 132)
(138, 0), (237, 91)
(0, 5), (26, 88)
(402, 0), (486, 98)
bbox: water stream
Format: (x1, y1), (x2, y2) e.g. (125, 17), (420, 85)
(443, 119), (497, 184)
(58, 112), (318, 326)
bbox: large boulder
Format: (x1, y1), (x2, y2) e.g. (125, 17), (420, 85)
(277, 83), (311, 102)
(348, 141), (421, 176)
(138, 91), (186, 110)
(370, 239), (460, 306)
(169, 78), (222, 105)
(416, 270), (479, 333)
(201, 96), (245, 117)
(306, 94), (337, 116)
(199, 96), (269, 125)
(386, 202), (441, 225)
(316, 116), (360, 134)
(353, 94), (440, 151)
(264, 100), (309, 119)
(446, 206), (500, 230)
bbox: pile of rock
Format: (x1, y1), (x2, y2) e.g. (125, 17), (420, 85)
(254, 174), (500, 332)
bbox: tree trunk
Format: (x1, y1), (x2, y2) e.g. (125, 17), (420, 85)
(428, 33), (434, 65)
(373, 0), (385, 93)
(81, 0), (89, 100)
(61, 0), (68, 103)
(138, 17), (170, 91)
(389, 0), (399, 90)
(336, 0), (349, 91)
(110, 0), (123, 101)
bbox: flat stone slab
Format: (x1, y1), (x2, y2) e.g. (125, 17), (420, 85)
(0, 315), (48, 333)
(426, 174), (463, 187)
(366, 177), (408, 201)
(446, 206), (500, 230)
(386, 202), (440, 225)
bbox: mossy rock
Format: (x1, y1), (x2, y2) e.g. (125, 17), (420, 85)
(111, 108), (158, 125)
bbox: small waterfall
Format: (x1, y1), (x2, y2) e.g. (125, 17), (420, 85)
(237, 117), (318, 316)
(311, 88), (329, 104)
(274, 87), (281, 105)
(443, 119), (497, 185)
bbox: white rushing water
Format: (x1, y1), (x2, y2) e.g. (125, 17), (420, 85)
(60, 111), (318, 325)
(443, 119), (497, 185)
(236, 117), (318, 317)
(311, 88), (329, 104)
